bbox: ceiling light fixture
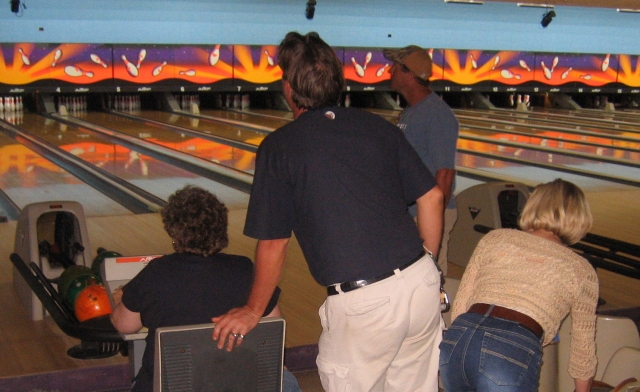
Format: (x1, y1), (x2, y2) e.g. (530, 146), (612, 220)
(541, 10), (556, 28)
(444, 0), (484, 4)
(517, 3), (554, 8)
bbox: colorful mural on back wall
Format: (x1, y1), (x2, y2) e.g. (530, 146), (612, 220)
(1, 43), (640, 92)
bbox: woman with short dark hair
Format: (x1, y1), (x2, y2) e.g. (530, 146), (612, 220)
(110, 186), (291, 392)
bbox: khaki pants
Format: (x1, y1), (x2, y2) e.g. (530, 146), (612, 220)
(316, 255), (444, 391)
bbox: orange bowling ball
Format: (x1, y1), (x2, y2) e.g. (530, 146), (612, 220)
(74, 284), (112, 322)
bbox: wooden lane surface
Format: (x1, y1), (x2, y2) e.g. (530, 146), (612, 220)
(0, 188), (639, 377)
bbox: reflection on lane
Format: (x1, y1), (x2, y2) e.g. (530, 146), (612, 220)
(200, 109), (290, 129)
(456, 108), (640, 136)
(133, 110), (268, 146)
(459, 122), (640, 158)
(455, 151), (631, 192)
(0, 126), (131, 216)
(66, 112), (257, 173)
(533, 107), (640, 124)
(15, 113), (250, 209)
(368, 107), (640, 187)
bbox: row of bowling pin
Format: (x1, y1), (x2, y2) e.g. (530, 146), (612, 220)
(177, 94), (200, 110)
(0, 96), (23, 112)
(58, 96), (88, 112)
(107, 95), (141, 111)
(222, 94), (250, 109)
(509, 94), (531, 107)
(0, 110), (24, 124)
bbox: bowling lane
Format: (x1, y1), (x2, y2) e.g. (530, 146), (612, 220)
(457, 139), (640, 186)
(366, 108), (640, 187)
(534, 107), (640, 123)
(15, 113), (250, 209)
(79, 112), (257, 174)
(0, 127), (132, 217)
(132, 110), (268, 146)
(199, 108), (290, 130)
(371, 108), (640, 155)
(458, 121), (640, 157)
(455, 150), (635, 193)
(237, 108), (295, 121)
(456, 108), (640, 136)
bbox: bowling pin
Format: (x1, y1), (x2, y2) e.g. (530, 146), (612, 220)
(209, 44), (221, 66)
(376, 63), (389, 77)
(363, 52), (372, 70)
(18, 48), (30, 66)
(65, 65), (93, 78)
(264, 50), (275, 66)
(469, 54), (478, 69)
(519, 60), (531, 72)
(344, 93), (351, 107)
(500, 69), (520, 79)
(136, 49), (146, 69)
(492, 55), (500, 70)
(90, 54), (108, 68)
(0, 97), (3, 112)
(179, 69), (196, 76)
(551, 56), (559, 72)
(152, 61), (167, 77)
(351, 57), (365, 77)
(51, 49), (63, 67)
(580, 74), (592, 80)
(601, 54), (610, 72)
(428, 48), (433, 60)
(540, 61), (552, 80)
(121, 55), (139, 77)
(561, 67), (572, 80)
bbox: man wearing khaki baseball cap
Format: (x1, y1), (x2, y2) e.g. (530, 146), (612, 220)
(384, 45), (459, 277)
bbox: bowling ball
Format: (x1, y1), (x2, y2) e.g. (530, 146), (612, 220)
(64, 274), (102, 308)
(91, 250), (122, 280)
(57, 265), (93, 298)
(74, 284), (113, 322)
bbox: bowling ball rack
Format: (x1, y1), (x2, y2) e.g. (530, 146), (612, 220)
(10, 253), (125, 360)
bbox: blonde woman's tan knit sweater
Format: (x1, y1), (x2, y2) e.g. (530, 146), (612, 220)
(452, 228), (598, 380)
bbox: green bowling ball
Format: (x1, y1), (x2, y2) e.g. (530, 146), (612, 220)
(65, 274), (102, 308)
(91, 250), (122, 280)
(57, 265), (93, 298)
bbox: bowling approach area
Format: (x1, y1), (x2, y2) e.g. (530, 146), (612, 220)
(1, 181), (639, 391)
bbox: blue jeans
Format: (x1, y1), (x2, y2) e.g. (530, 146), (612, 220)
(439, 311), (543, 392)
(283, 369), (302, 392)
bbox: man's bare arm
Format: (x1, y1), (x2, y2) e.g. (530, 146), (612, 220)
(435, 168), (455, 207)
(415, 185), (444, 257)
(212, 238), (290, 351)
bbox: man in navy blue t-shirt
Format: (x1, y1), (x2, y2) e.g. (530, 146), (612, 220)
(213, 32), (444, 391)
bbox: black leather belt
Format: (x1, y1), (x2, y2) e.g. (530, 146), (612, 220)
(468, 303), (544, 339)
(327, 250), (426, 296)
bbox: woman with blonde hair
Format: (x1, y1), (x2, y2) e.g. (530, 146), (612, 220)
(439, 179), (598, 392)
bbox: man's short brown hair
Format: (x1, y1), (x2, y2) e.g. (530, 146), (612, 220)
(277, 31), (344, 110)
